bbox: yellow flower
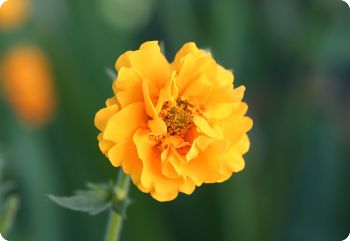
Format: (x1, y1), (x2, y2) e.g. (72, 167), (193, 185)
(1, 46), (56, 126)
(95, 41), (253, 201)
(0, 0), (28, 30)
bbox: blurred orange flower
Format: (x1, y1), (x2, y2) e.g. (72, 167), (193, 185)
(1, 46), (56, 126)
(95, 41), (253, 201)
(0, 0), (28, 29)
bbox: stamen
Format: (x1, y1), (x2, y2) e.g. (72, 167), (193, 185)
(159, 98), (198, 136)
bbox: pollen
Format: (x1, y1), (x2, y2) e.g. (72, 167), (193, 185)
(160, 98), (198, 136)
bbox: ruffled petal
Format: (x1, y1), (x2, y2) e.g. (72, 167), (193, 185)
(176, 56), (216, 96)
(206, 103), (237, 121)
(179, 146), (223, 186)
(204, 86), (244, 115)
(155, 72), (178, 112)
(179, 178), (196, 195)
(216, 65), (234, 87)
(120, 140), (143, 178)
(107, 142), (130, 167)
(103, 102), (148, 143)
(142, 79), (167, 135)
(172, 42), (201, 71)
(194, 116), (223, 139)
(139, 41), (161, 51)
(186, 135), (213, 161)
(129, 41), (171, 89)
(97, 133), (114, 155)
(94, 104), (119, 131)
(113, 67), (143, 107)
(115, 51), (132, 71)
(133, 129), (184, 202)
(219, 111), (253, 141)
(161, 148), (182, 179)
(106, 97), (118, 106)
(181, 74), (212, 105)
(237, 134), (250, 155)
(106, 140), (144, 190)
(220, 134), (250, 175)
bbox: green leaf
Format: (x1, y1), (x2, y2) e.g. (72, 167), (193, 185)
(86, 182), (113, 192)
(49, 179), (132, 217)
(48, 189), (111, 216)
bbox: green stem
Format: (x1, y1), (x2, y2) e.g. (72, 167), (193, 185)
(104, 169), (130, 241)
(0, 195), (19, 235)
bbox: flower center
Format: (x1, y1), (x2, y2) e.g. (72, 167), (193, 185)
(159, 98), (197, 136)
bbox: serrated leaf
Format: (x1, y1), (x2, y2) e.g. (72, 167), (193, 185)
(48, 190), (111, 215)
(86, 182), (113, 193)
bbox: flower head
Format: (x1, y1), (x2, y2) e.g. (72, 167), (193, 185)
(95, 41), (253, 201)
(1, 46), (56, 126)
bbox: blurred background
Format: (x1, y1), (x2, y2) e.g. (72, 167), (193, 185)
(0, 0), (349, 240)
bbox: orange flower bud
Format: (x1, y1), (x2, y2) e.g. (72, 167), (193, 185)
(1, 46), (56, 126)
(0, 0), (28, 30)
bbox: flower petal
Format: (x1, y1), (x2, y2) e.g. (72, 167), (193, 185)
(94, 104), (119, 131)
(181, 74), (212, 104)
(176, 57), (216, 97)
(103, 102), (147, 143)
(216, 65), (234, 87)
(129, 42), (171, 89)
(179, 178), (196, 195)
(133, 129), (184, 201)
(186, 135), (213, 161)
(107, 140), (144, 190)
(107, 142), (128, 167)
(113, 67), (143, 107)
(237, 134), (250, 155)
(221, 147), (246, 173)
(194, 116), (223, 139)
(172, 42), (201, 71)
(139, 41), (161, 51)
(204, 102), (238, 121)
(106, 97), (118, 106)
(115, 51), (132, 71)
(142, 79), (167, 135)
(219, 113), (253, 141)
(97, 133), (114, 155)
(179, 148), (222, 186)
(155, 72), (178, 112)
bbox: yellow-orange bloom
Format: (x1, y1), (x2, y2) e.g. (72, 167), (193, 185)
(95, 41), (253, 201)
(1, 46), (56, 126)
(0, 0), (28, 30)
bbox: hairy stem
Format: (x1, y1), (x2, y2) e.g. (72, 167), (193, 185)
(104, 169), (130, 241)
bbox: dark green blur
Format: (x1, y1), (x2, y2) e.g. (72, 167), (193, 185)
(0, 0), (349, 240)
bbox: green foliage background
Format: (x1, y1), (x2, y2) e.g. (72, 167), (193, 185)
(0, 0), (349, 240)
